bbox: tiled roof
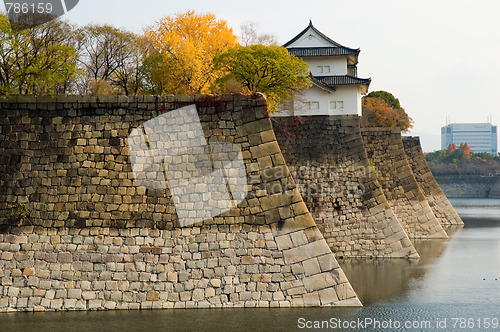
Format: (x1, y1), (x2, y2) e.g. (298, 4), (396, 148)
(283, 21), (359, 54)
(288, 47), (359, 57)
(310, 76), (336, 92)
(314, 75), (371, 86)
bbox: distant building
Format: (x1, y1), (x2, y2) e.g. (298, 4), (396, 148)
(441, 123), (498, 154)
(273, 21), (371, 117)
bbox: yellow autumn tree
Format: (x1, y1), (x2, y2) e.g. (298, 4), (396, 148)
(143, 10), (239, 94)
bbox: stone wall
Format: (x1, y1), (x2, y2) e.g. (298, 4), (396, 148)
(402, 137), (463, 225)
(0, 95), (360, 312)
(489, 178), (500, 198)
(361, 128), (447, 239)
(272, 116), (417, 259)
(434, 176), (498, 198)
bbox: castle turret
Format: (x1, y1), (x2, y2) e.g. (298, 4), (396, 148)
(274, 21), (371, 116)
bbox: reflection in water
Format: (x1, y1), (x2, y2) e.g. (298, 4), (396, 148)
(339, 259), (418, 305)
(339, 236), (453, 305)
(443, 225), (463, 237)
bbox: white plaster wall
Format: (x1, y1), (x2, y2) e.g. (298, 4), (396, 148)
(297, 87), (329, 115)
(306, 58), (347, 76)
(274, 85), (362, 116)
(274, 87), (328, 116)
(328, 85), (361, 116)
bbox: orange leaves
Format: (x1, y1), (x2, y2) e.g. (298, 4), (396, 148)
(361, 96), (413, 132)
(447, 143), (473, 160)
(362, 97), (394, 126)
(459, 143), (473, 156)
(446, 143), (457, 155)
(143, 10), (239, 94)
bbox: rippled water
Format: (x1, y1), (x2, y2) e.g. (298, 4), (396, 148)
(1, 199), (500, 331)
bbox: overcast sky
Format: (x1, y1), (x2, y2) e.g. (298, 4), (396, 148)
(51, 1), (500, 151)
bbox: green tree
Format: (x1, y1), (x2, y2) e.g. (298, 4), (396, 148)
(426, 147), (500, 176)
(138, 51), (166, 95)
(366, 90), (401, 109)
(214, 45), (310, 112)
(426, 150), (447, 163)
(0, 14), (78, 95)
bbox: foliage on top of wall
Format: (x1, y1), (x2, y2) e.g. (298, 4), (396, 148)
(361, 90), (413, 132)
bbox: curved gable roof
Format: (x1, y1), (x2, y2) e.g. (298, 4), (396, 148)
(283, 20), (359, 54)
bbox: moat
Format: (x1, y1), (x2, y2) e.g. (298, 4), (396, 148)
(0, 198), (498, 331)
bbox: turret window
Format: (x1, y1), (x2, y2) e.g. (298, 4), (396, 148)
(301, 101), (320, 110)
(308, 102), (320, 109)
(317, 66), (330, 74)
(330, 101), (344, 110)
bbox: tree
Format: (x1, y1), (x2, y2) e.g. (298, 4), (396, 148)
(138, 51), (168, 95)
(366, 90), (401, 109)
(214, 45), (310, 112)
(143, 10), (238, 94)
(0, 14), (78, 95)
(361, 92), (413, 132)
(239, 22), (278, 46)
(76, 24), (144, 95)
(446, 143), (457, 155)
(111, 35), (149, 96)
(426, 149), (447, 163)
(459, 143), (473, 159)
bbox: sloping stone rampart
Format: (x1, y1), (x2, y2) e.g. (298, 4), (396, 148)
(0, 95), (360, 312)
(402, 137), (463, 225)
(434, 176), (498, 198)
(272, 115), (417, 258)
(361, 128), (448, 239)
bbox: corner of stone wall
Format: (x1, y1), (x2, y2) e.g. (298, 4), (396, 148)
(361, 128), (448, 239)
(402, 137), (463, 225)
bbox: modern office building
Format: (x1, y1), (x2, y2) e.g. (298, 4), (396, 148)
(441, 123), (498, 154)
